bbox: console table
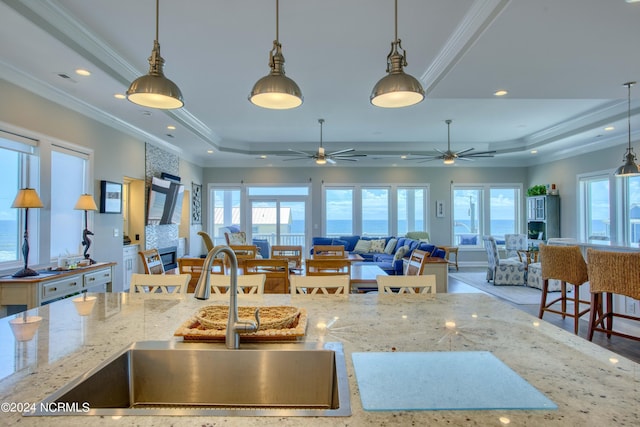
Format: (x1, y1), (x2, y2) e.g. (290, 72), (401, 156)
(0, 262), (115, 316)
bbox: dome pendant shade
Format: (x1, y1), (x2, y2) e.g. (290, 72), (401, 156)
(249, 42), (303, 110)
(615, 81), (639, 177)
(126, 1), (183, 110)
(370, 0), (424, 108)
(615, 150), (640, 176)
(249, 1), (303, 110)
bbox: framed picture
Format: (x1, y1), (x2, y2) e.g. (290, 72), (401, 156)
(191, 182), (202, 225)
(436, 200), (445, 218)
(100, 180), (122, 214)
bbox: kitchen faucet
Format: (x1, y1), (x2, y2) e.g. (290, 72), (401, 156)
(194, 245), (260, 349)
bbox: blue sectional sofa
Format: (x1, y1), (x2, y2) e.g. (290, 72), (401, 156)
(310, 235), (445, 275)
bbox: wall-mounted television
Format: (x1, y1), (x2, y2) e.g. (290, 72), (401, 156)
(147, 176), (184, 225)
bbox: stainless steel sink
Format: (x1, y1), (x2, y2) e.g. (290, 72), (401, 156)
(26, 341), (350, 417)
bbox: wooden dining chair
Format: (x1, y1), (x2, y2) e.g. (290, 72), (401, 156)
(271, 245), (303, 270)
(129, 273), (190, 295)
(305, 258), (351, 276)
(377, 274), (436, 294)
(138, 249), (165, 274)
(586, 248), (640, 343)
(290, 275), (350, 295)
(178, 257), (225, 293)
(312, 245), (346, 258)
(197, 231), (214, 253)
(209, 274), (266, 294)
(229, 245), (258, 269)
(244, 258), (290, 293)
(404, 249), (429, 276)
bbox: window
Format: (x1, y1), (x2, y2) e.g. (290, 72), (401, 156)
(0, 147), (20, 262)
(50, 148), (88, 259)
(397, 187), (425, 236)
(579, 174), (611, 242)
(361, 187), (389, 237)
(325, 188), (353, 236)
(452, 184), (522, 247)
(324, 184), (429, 237)
(211, 187), (242, 246)
(0, 132), (37, 267)
(626, 176), (640, 244)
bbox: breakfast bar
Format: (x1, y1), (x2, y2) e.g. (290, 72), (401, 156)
(0, 292), (638, 426)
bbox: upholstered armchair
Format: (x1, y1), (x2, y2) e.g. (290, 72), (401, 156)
(504, 233), (527, 260)
(482, 236), (526, 286)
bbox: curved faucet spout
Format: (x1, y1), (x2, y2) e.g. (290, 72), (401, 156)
(193, 245), (259, 349)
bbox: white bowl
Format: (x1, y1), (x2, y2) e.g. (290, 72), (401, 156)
(9, 316), (43, 341)
(72, 296), (97, 316)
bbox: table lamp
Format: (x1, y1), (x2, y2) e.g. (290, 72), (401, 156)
(74, 194), (98, 265)
(12, 188), (44, 278)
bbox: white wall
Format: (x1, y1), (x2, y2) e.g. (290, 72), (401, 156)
(0, 79), (203, 290)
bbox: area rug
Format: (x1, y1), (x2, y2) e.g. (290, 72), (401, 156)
(449, 272), (543, 305)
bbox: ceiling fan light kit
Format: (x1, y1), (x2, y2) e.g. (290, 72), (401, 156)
(127, 0), (183, 110)
(370, 0), (425, 108)
(615, 81), (640, 177)
(249, 0), (303, 110)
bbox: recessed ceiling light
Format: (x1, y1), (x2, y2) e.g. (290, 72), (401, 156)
(530, 150), (538, 154)
(75, 68), (91, 76)
(400, 155), (407, 159)
(494, 90), (508, 96)
(113, 93), (126, 99)
(626, 0), (640, 4)
(604, 126), (615, 131)
(259, 155), (267, 159)
(207, 150), (214, 154)
(167, 125), (176, 130)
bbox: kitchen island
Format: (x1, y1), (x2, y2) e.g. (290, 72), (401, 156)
(0, 292), (638, 426)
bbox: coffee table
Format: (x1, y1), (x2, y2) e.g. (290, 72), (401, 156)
(350, 263), (386, 293)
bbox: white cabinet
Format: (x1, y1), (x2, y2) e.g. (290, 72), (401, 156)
(123, 244), (140, 292)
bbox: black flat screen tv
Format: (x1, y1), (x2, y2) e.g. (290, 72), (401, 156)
(147, 176), (184, 225)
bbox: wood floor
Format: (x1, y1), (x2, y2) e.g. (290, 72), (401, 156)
(448, 270), (640, 364)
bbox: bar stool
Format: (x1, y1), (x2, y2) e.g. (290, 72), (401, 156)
(586, 248), (640, 343)
(538, 243), (590, 334)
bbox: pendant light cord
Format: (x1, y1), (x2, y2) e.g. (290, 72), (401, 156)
(628, 82), (633, 152)
(394, 0), (398, 42)
(275, 0), (279, 43)
(155, 0), (159, 42)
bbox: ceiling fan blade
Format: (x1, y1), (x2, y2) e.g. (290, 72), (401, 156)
(455, 147), (475, 156)
(407, 155), (441, 161)
(457, 157), (474, 161)
(326, 158), (337, 165)
(462, 151), (496, 158)
(335, 157), (358, 161)
(282, 157), (311, 161)
(328, 148), (355, 156)
(417, 158), (439, 163)
(287, 149), (312, 156)
(335, 153), (367, 158)
(434, 148), (448, 155)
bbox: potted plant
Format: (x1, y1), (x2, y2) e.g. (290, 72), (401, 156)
(527, 185), (547, 197)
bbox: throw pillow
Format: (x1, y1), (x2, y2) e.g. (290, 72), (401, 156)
(384, 238), (397, 254)
(353, 239), (372, 253)
(227, 232), (247, 245)
(369, 239), (386, 253)
(393, 245), (410, 261)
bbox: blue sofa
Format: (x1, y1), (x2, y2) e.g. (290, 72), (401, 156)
(310, 235), (445, 275)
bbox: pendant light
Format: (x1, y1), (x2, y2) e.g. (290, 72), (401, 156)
(370, 0), (425, 108)
(249, 0), (303, 109)
(127, 0), (183, 109)
(615, 81), (639, 177)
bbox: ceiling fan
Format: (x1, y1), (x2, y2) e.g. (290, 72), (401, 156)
(409, 119), (496, 164)
(283, 119), (366, 165)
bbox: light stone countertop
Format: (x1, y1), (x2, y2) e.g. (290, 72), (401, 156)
(0, 292), (638, 426)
